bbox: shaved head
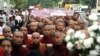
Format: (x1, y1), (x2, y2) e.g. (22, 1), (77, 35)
(3, 26), (11, 32)
(29, 22), (38, 32)
(43, 25), (51, 30)
(32, 32), (40, 38)
(31, 32), (41, 44)
(3, 26), (11, 37)
(20, 26), (27, 35)
(13, 31), (24, 45)
(13, 31), (24, 36)
(54, 31), (64, 45)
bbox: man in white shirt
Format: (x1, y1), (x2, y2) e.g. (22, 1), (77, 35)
(15, 12), (22, 23)
(0, 18), (7, 34)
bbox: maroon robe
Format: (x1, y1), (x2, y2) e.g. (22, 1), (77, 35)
(41, 36), (55, 44)
(11, 44), (29, 56)
(0, 47), (3, 56)
(23, 35), (32, 47)
(53, 44), (70, 56)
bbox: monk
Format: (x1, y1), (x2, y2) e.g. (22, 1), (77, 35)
(2, 26), (12, 39)
(53, 31), (70, 56)
(41, 25), (55, 44)
(0, 39), (12, 56)
(20, 26), (32, 46)
(12, 31), (29, 56)
(28, 32), (47, 56)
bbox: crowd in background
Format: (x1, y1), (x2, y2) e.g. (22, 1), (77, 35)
(0, 3), (98, 56)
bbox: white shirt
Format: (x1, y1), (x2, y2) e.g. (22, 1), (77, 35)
(0, 24), (7, 34)
(2, 14), (7, 23)
(15, 15), (22, 23)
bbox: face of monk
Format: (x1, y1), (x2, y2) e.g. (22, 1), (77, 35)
(20, 27), (27, 35)
(1, 40), (12, 55)
(13, 31), (24, 45)
(54, 32), (64, 45)
(3, 27), (12, 37)
(50, 25), (56, 34)
(56, 22), (65, 32)
(43, 25), (52, 36)
(29, 22), (38, 32)
(32, 32), (40, 44)
(68, 20), (76, 28)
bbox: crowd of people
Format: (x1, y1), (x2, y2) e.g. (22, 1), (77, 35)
(0, 3), (98, 56)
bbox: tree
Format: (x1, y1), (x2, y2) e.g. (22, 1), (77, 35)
(27, 0), (60, 8)
(10, 0), (28, 9)
(10, 0), (61, 8)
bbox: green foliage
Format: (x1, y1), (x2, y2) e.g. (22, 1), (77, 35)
(10, 0), (28, 9)
(10, 0), (60, 8)
(10, 0), (96, 8)
(10, 0), (15, 5)
(27, 0), (60, 8)
(27, 0), (39, 6)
